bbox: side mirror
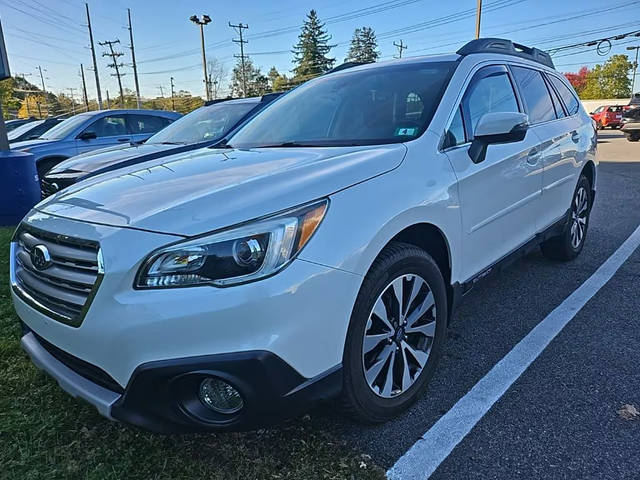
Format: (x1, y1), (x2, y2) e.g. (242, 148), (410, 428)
(468, 112), (528, 164)
(77, 130), (97, 141)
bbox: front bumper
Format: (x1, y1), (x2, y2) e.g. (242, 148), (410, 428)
(21, 327), (342, 432)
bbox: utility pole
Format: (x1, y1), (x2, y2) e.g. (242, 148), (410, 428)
(627, 45), (640, 99)
(127, 8), (141, 109)
(229, 22), (249, 97)
(157, 85), (165, 98)
(68, 87), (77, 114)
(36, 65), (47, 115)
(106, 90), (111, 109)
(393, 40), (407, 59)
(475, 0), (482, 39)
(80, 63), (89, 110)
(170, 76), (176, 110)
(99, 39), (126, 107)
(190, 15), (212, 101)
(85, 3), (103, 109)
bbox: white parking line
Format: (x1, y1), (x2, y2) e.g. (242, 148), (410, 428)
(388, 224), (640, 480)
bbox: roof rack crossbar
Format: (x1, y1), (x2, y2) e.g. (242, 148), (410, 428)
(456, 38), (555, 69)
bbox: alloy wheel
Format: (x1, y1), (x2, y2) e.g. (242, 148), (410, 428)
(362, 274), (436, 398)
(570, 186), (588, 249)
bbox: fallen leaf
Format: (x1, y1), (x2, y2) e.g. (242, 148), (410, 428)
(617, 404), (640, 420)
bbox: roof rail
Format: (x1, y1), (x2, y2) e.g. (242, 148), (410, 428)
(326, 61), (366, 75)
(457, 38), (555, 69)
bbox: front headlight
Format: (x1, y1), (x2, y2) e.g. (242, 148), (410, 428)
(135, 200), (328, 288)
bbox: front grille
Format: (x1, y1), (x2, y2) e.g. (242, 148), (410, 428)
(12, 225), (101, 327)
(41, 176), (75, 199)
(32, 331), (124, 393)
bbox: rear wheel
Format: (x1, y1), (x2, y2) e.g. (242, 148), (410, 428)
(626, 133), (640, 142)
(340, 242), (448, 423)
(541, 175), (592, 261)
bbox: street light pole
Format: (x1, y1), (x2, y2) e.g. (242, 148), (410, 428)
(475, 0), (482, 39)
(627, 46), (639, 100)
(190, 14), (212, 101)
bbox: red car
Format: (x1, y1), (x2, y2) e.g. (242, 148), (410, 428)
(590, 105), (625, 129)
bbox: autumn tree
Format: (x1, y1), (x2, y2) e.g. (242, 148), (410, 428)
(345, 27), (380, 64)
(573, 55), (633, 99)
(292, 10), (335, 82)
(564, 66), (590, 96)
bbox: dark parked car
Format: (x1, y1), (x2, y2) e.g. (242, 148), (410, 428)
(621, 106), (640, 142)
(5, 117), (37, 132)
(12, 109), (181, 178)
(42, 94), (282, 197)
(7, 118), (64, 144)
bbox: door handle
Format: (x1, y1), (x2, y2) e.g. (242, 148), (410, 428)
(570, 130), (580, 143)
(526, 148), (540, 166)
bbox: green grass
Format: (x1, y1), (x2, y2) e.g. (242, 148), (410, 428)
(0, 228), (385, 480)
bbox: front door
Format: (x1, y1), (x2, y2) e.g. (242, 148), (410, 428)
(76, 114), (131, 155)
(443, 65), (543, 282)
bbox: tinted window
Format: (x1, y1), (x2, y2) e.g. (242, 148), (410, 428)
(512, 67), (556, 124)
(463, 70), (519, 137)
(607, 106), (623, 113)
(229, 62), (457, 148)
(548, 75), (580, 116)
(148, 102), (257, 145)
(544, 76), (566, 119)
(443, 106), (466, 148)
(87, 115), (127, 137)
(129, 114), (172, 134)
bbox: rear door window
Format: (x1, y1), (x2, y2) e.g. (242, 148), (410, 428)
(86, 115), (127, 138)
(547, 75), (580, 116)
(511, 66), (556, 124)
(128, 115), (172, 134)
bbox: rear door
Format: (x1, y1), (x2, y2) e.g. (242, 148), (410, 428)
(443, 64), (544, 282)
(127, 114), (173, 143)
(76, 114), (130, 154)
(510, 65), (573, 230)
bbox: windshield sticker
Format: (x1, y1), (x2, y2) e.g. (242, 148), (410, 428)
(394, 127), (419, 137)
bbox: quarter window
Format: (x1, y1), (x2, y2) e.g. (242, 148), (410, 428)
(548, 75), (580, 116)
(511, 67), (556, 124)
(443, 106), (466, 148)
(463, 70), (519, 138)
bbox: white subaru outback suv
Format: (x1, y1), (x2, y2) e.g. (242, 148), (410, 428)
(11, 39), (596, 432)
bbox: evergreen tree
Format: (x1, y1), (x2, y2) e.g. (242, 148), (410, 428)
(229, 57), (269, 97)
(345, 27), (380, 64)
(267, 67), (290, 92)
(292, 10), (335, 81)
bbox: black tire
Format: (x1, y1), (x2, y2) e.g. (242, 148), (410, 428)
(340, 242), (448, 424)
(541, 175), (592, 261)
(626, 133), (640, 142)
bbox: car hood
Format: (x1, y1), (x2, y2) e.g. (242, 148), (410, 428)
(11, 138), (58, 151)
(47, 143), (178, 175)
(37, 144), (407, 236)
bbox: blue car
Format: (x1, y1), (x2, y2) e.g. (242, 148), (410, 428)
(42, 94), (282, 197)
(12, 109), (181, 178)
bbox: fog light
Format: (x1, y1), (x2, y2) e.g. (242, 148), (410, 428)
(198, 377), (244, 414)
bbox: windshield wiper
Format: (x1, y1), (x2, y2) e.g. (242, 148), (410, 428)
(256, 141), (308, 148)
(210, 138), (233, 149)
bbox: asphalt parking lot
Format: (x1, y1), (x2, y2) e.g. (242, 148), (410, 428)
(318, 129), (640, 478)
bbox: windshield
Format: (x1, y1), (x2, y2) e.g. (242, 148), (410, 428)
(229, 62), (456, 148)
(147, 102), (257, 145)
(8, 119), (44, 140)
(41, 114), (92, 140)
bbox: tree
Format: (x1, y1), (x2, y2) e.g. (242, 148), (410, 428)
(0, 78), (21, 119)
(207, 58), (228, 99)
(345, 27), (380, 64)
(229, 57), (268, 97)
(564, 66), (590, 96)
(267, 66), (290, 92)
(575, 55), (632, 99)
(292, 10), (335, 82)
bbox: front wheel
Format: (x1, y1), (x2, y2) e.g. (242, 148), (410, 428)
(626, 133), (640, 142)
(541, 175), (592, 261)
(340, 242), (448, 424)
